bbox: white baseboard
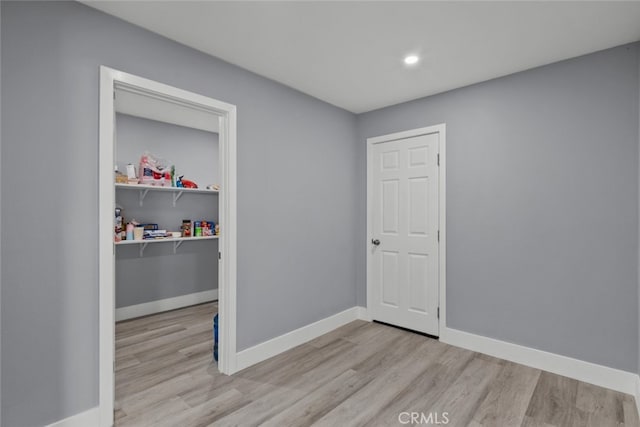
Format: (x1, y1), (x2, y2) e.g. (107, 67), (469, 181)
(235, 307), (361, 371)
(115, 289), (218, 322)
(635, 375), (640, 420)
(46, 407), (99, 427)
(440, 326), (637, 395)
(356, 306), (371, 321)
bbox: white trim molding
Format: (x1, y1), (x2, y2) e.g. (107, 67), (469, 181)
(46, 407), (99, 427)
(115, 290), (218, 322)
(356, 306), (372, 322)
(98, 66), (116, 427)
(235, 307), (361, 372)
(440, 326), (637, 395)
(366, 123), (447, 336)
(99, 66), (238, 427)
(635, 375), (640, 420)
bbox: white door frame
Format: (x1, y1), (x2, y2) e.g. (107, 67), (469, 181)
(366, 123), (446, 336)
(98, 66), (238, 427)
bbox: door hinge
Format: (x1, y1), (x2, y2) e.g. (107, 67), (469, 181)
(218, 252), (222, 260)
(437, 230), (440, 242)
(437, 153), (440, 166)
(437, 307), (440, 319)
(113, 91), (116, 100)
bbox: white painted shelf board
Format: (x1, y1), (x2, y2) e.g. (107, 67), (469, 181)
(115, 183), (218, 206)
(114, 235), (219, 246)
(115, 235), (219, 256)
(115, 183), (218, 194)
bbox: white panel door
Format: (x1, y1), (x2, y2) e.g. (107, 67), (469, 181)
(370, 133), (439, 335)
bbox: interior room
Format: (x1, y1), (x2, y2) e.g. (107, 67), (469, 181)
(114, 111), (220, 319)
(2, 1), (640, 427)
(113, 99), (222, 423)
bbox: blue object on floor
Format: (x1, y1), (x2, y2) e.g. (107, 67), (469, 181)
(213, 313), (219, 362)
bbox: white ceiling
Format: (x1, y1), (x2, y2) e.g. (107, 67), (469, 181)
(84, 1), (640, 114)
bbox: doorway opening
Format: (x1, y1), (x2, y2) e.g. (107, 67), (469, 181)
(99, 67), (237, 427)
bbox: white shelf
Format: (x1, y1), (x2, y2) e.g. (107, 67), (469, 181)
(115, 183), (218, 194)
(115, 183), (218, 206)
(115, 235), (219, 256)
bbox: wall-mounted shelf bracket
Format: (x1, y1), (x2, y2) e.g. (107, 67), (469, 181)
(139, 188), (150, 206)
(172, 191), (184, 207)
(139, 241), (149, 257)
(173, 240), (184, 253)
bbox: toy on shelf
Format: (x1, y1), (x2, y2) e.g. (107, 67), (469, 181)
(138, 151), (173, 187)
(114, 207), (124, 242)
(176, 175), (198, 189)
(181, 219), (192, 237)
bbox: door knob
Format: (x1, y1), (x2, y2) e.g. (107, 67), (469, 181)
(371, 239), (381, 246)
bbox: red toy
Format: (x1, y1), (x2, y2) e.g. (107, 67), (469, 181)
(177, 175), (198, 189)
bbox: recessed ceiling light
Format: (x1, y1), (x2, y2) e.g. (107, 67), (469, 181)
(404, 55), (420, 65)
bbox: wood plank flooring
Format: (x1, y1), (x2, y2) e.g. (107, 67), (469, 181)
(115, 303), (639, 427)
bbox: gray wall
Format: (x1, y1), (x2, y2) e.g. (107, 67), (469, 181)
(115, 114), (220, 187)
(357, 43), (640, 373)
(0, 2), (358, 426)
(115, 114), (219, 308)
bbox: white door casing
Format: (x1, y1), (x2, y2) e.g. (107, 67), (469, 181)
(99, 66), (237, 427)
(367, 125), (445, 336)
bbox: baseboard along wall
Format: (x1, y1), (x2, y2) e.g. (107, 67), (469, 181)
(51, 305), (640, 426)
(235, 306), (369, 371)
(45, 407), (100, 427)
(115, 289), (218, 322)
(439, 326), (636, 396)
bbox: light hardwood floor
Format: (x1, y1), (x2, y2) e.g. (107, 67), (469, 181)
(115, 302), (639, 427)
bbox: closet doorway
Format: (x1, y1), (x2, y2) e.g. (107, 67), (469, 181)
(98, 67), (237, 427)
